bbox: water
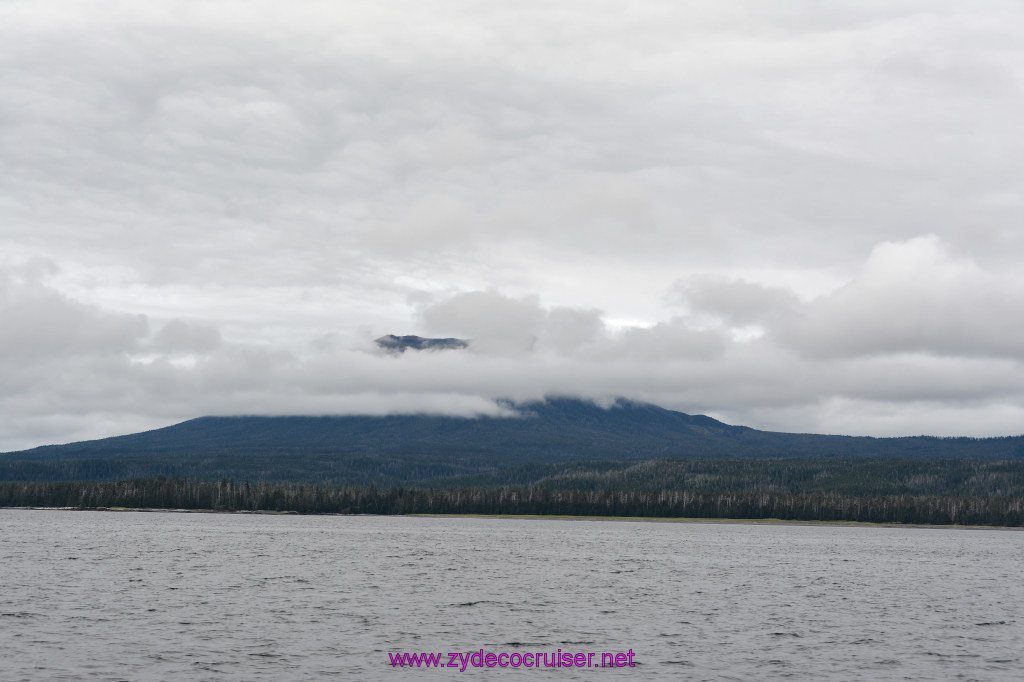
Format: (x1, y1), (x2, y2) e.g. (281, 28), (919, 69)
(1, 510), (1021, 681)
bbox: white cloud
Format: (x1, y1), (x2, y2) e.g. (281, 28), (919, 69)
(778, 236), (1024, 359)
(422, 291), (547, 354)
(151, 320), (222, 354)
(669, 277), (799, 326)
(0, 265), (148, 363)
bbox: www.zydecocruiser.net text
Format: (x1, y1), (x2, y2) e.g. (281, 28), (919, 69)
(389, 649), (637, 670)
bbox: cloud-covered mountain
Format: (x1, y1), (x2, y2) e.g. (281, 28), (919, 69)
(3, 398), (1021, 485)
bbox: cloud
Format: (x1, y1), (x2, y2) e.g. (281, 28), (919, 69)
(3, 3), (1024, 447)
(422, 291), (547, 354)
(419, 291), (723, 359)
(0, 266), (148, 363)
(152, 320), (222, 354)
(541, 307), (607, 355)
(777, 236), (1024, 359)
(669, 277), (800, 326)
(600, 322), (724, 361)
(6, 0), (1023, 288)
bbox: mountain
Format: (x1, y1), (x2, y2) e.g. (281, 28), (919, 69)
(2, 397), (1022, 485)
(374, 334), (469, 352)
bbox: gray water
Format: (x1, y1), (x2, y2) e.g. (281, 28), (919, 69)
(0, 510), (1021, 681)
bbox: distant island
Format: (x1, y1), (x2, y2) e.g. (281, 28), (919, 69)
(2, 397), (1021, 526)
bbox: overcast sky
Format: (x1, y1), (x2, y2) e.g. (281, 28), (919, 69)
(3, 1), (1024, 450)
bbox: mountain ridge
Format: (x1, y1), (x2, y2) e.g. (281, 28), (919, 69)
(2, 397), (1022, 484)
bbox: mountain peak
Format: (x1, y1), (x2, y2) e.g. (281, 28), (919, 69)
(374, 334), (469, 353)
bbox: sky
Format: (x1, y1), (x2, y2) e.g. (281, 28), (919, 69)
(3, 0), (1024, 450)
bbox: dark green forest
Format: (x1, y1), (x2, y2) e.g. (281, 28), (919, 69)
(1, 476), (1020, 526)
(427, 457), (1024, 497)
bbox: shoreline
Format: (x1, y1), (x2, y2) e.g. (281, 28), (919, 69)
(3, 506), (1020, 530)
(406, 513), (1023, 531)
(2, 506), (300, 515)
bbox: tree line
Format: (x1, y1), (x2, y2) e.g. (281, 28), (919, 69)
(432, 457), (1024, 497)
(1, 477), (1021, 526)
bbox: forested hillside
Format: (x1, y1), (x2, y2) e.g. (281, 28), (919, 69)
(4, 398), (1021, 526)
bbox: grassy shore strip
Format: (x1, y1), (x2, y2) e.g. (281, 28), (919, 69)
(4, 506), (299, 515)
(4, 506), (1020, 529)
(405, 513), (1024, 530)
